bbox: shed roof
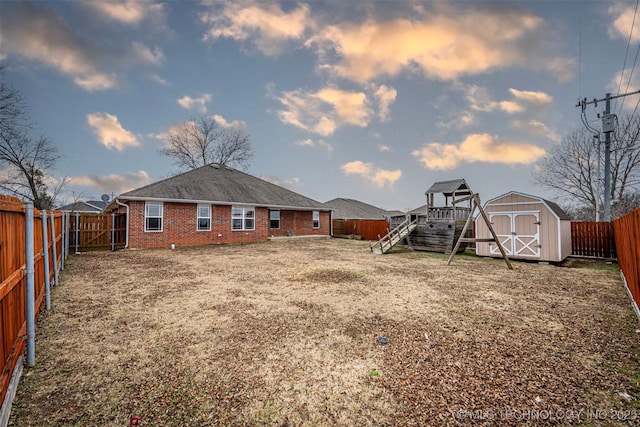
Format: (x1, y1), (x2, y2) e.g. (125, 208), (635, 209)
(486, 191), (571, 221)
(323, 198), (392, 220)
(58, 200), (106, 212)
(425, 179), (472, 196)
(113, 163), (328, 210)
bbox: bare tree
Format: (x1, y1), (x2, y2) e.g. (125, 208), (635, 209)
(0, 64), (63, 209)
(533, 116), (640, 218)
(159, 116), (253, 171)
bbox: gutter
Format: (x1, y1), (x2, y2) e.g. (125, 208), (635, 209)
(114, 198), (129, 249)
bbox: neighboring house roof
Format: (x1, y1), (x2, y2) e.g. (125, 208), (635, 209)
(112, 163), (329, 210)
(58, 200), (106, 212)
(485, 191), (571, 221)
(323, 198), (393, 220)
(425, 178), (472, 196)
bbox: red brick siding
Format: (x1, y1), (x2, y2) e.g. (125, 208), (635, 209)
(268, 210), (330, 237)
(127, 201), (330, 249)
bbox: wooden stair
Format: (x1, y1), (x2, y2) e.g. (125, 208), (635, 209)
(370, 218), (417, 254)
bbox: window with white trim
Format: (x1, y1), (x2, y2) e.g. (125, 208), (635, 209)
(269, 210), (280, 229)
(145, 202), (163, 232)
(232, 207), (255, 230)
(197, 204), (211, 231)
(312, 211), (320, 229)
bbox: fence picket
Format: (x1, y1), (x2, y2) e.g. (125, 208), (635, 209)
(570, 221), (616, 259)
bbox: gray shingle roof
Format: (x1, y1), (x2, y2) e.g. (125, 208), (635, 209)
(542, 198), (572, 220)
(58, 201), (105, 212)
(425, 179), (471, 196)
(323, 198), (393, 220)
(117, 164), (328, 210)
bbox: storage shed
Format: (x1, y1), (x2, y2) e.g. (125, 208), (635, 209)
(475, 191), (572, 262)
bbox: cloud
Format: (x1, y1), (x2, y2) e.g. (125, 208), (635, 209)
(149, 73), (171, 86)
(373, 85), (397, 121)
(210, 114), (244, 128)
(0, 2), (118, 91)
(200, 1), (312, 56)
(86, 1), (165, 25)
(132, 42), (164, 66)
(69, 171), (151, 195)
(609, 2), (640, 43)
(609, 68), (640, 107)
(378, 144), (392, 152)
(177, 94), (212, 113)
(306, 5), (562, 83)
(465, 85), (551, 115)
(272, 84), (374, 136)
(437, 111), (476, 129)
(295, 138), (333, 156)
(412, 133), (546, 170)
(341, 160), (402, 187)
(260, 175), (300, 190)
(508, 88), (553, 106)
(87, 112), (140, 151)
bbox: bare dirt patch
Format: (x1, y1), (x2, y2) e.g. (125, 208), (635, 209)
(9, 239), (640, 426)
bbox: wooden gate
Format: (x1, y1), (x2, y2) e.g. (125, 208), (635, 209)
(68, 212), (126, 251)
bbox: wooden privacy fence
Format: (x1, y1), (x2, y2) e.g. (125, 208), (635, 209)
(0, 196), (66, 422)
(68, 212), (126, 252)
(332, 219), (391, 241)
(613, 208), (640, 316)
(571, 221), (616, 259)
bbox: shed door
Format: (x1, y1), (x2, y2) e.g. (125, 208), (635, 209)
(489, 212), (540, 258)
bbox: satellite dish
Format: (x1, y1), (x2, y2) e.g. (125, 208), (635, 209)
(101, 194), (110, 203)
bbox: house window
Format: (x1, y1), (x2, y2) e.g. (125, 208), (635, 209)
(312, 211), (320, 229)
(197, 204), (211, 231)
(270, 210), (280, 229)
(232, 207), (255, 230)
(145, 202), (163, 232)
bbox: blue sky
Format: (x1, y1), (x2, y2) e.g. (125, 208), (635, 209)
(1, 0), (639, 211)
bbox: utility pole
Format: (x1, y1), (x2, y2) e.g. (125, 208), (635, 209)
(576, 89), (640, 221)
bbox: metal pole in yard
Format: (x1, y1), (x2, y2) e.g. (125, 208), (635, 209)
(75, 211), (80, 254)
(50, 212), (59, 286)
(25, 202), (36, 366)
(41, 210), (51, 310)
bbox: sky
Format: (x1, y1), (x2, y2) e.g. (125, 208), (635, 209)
(1, 0), (640, 212)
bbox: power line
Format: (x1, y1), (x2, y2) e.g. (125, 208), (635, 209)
(617, 0), (640, 114)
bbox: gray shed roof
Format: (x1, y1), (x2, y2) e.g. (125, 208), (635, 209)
(323, 198), (393, 220)
(58, 200), (106, 212)
(425, 179), (471, 196)
(115, 163), (328, 210)
(542, 198), (572, 220)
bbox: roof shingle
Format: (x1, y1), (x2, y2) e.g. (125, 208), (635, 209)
(117, 164), (328, 210)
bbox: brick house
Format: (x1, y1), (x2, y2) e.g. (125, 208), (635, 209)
(106, 163), (331, 249)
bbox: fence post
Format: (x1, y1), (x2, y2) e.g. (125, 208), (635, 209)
(25, 202), (36, 366)
(60, 212), (65, 271)
(111, 212), (115, 251)
(65, 212), (70, 259)
(50, 212), (59, 286)
(41, 210), (51, 311)
(75, 211), (80, 254)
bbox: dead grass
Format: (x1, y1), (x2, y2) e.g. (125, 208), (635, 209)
(9, 239), (640, 426)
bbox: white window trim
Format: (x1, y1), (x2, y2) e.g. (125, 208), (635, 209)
(145, 201), (163, 232)
(232, 206), (255, 231)
(197, 204), (211, 231)
(312, 210), (320, 229)
(269, 210), (280, 229)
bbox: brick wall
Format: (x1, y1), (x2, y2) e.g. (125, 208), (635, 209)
(127, 201), (330, 249)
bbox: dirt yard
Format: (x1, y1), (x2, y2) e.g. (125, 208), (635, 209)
(9, 239), (640, 426)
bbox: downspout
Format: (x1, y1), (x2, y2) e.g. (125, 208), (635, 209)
(114, 198), (129, 249)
